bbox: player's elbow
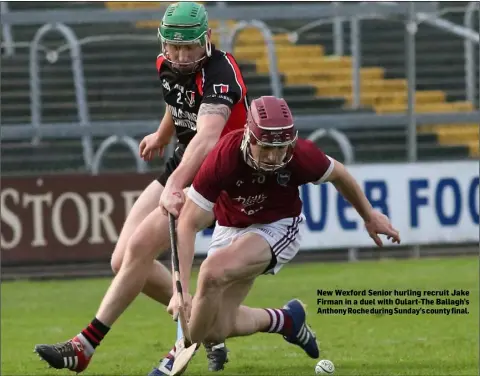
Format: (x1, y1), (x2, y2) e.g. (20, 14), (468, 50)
(177, 215), (197, 240)
(178, 199), (212, 233)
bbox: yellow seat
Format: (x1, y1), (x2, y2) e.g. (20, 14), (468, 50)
(284, 67), (384, 85)
(256, 56), (351, 74)
(388, 90), (446, 105)
(106, 1), (205, 9)
(211, 33), (291, 47)
(417, 102), (473, 113)
(135, 20), (160, 28)
(106, 0), (477, 158)
(105, 1), (164, 10)
(427, 124), (479, 157)
(466, 141), (480, 156)
(382, 79), (408, 90)
(341, 91), (445, 107)
(208, 20), (238, 29)
(420, 123), (479, 133)
(313, 79), (406, 96)
(343, 92), (392, 106)
(435, 125), (479, 144)
(234, 45), (324, 61)
(375, 101), (476, 114)
(451, 101), (475, 111)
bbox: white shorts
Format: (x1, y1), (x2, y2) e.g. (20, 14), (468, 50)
(207, 215), (306, 275)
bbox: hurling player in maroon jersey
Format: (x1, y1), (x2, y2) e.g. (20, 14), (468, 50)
(169, 96), (401, 372)
(34, 3), (247, 375)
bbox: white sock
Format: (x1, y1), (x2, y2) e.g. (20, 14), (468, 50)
(76, 333), (95, 357)
(211, 343), (226, 351)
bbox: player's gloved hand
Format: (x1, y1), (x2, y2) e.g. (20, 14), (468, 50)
(159, 184), (185, 217)
(139, 131), (167, 161)
(364, 209), (401, 247)
(167, 292), (193, 322)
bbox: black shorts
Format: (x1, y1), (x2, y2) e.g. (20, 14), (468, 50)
(156, 144), (216, 230)
(156, 144), (186, 186)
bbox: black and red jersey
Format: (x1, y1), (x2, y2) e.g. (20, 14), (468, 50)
(157, 46), (249, 147)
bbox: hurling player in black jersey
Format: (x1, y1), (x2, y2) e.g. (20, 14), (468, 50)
(34, 3), (248, 375)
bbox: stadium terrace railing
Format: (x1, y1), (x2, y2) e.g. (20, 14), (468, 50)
(307, 128), (357, 261)
(30, 23), (93, 170)
(307, 129), (354, 165)
(29, 29), (172, 171)
(91, 135), (148, 175)
(25, 20), (281, 171)
(465, 1), (480, 107)
(287, 2), (480, 112)
(2, 1), (480, 169)
(0, 3), (438, 25)
(227, 20), (282, 99)
(0, 1), (14, 56)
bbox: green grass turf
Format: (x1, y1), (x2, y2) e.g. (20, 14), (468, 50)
(2, 256), (478, 375)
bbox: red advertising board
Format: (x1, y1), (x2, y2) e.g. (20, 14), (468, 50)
(1, 173), (158, 266)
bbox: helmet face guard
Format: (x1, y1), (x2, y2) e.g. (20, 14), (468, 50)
(158, 2), (211, 75)
(242, 127), (298, 172)
(158, 29), (211, 75)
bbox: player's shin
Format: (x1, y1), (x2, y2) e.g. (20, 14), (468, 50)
(188, 284), (223, 344)
(227, 306), (271, 337)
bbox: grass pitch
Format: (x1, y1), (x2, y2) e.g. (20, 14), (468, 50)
(2, 256), (478, 375)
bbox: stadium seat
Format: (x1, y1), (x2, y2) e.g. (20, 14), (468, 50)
(106, 0), (478, 166)
(1, 2), (477, 176)
(233, 45), (324, 61)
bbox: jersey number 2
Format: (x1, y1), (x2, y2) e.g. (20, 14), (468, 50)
(177, 92), (182, 105)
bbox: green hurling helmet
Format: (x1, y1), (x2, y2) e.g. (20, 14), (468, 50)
(158, 2), (211, 74)
(159, 2), (209, 46)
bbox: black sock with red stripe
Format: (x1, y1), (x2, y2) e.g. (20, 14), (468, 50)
(262, 308), (293, 336)
(80, 318), (110, 349)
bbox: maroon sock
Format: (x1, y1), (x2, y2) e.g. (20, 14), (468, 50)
(261, 308), (293, 336)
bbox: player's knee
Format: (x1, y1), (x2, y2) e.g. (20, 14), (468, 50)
(198, 258), (228, 292)
(110, 241), (127, 274)
(110, 254), (122, 274)
(125, 228), (156, 265)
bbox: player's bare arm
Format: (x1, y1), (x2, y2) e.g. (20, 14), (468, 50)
(157, 105), (176, 141)
(176, 198), (215, 293)
(325, 159), (374, 221)
(168, 103), (231, 188)
(325, 159), (401, 246)
(160, 103), (231, 216)
(139, 105), (175, 161)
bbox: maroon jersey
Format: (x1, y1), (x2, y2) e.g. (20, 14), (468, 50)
(188, 129), (334, 227)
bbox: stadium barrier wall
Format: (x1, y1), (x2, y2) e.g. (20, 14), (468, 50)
(1, 161), (478, 265)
